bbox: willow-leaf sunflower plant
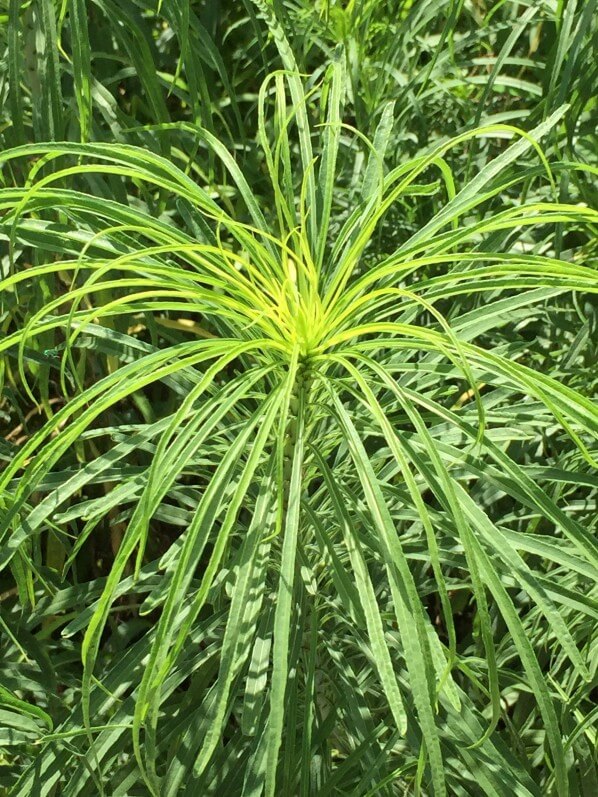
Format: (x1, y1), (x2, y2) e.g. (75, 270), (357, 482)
(1, 58), (597, 797)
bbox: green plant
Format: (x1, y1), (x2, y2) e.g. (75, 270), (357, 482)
(1, 41), (597, 794)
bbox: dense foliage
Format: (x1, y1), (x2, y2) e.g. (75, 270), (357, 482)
(0, 2), (597, 795)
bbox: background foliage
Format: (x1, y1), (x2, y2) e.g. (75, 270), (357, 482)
(0, 1), (597, 795)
